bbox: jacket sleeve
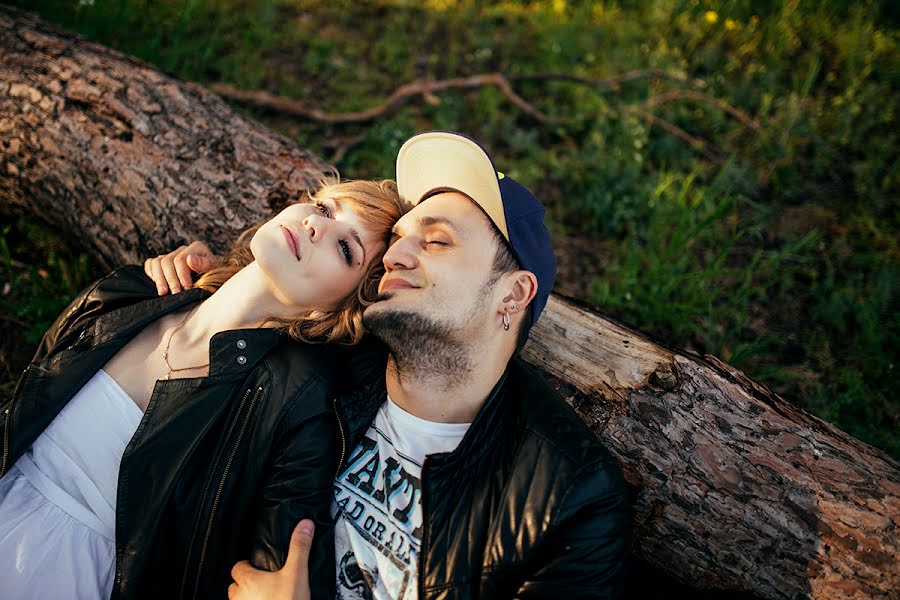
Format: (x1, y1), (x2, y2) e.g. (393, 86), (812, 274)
(30, 275), (105, 363)
(31, 265), (157, 363)
(516, 459), (633, 600)
(248, 377), (340, 599)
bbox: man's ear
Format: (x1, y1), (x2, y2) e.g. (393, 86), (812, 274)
(500, 270), (538, 316)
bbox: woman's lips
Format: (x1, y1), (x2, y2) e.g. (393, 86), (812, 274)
(280, 225), (301, 260)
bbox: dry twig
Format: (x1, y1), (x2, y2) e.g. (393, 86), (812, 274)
(641, 90), (762, 132)
(209, 73), (550, 124)
(509, 69), (707, 90)
(209, 70), (756, 164)
(623, 107), (724, 164)
(324, 134), (367, 163)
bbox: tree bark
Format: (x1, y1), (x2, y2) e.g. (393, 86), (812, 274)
(1, 6), (897, 599)
(0, 6), (331, 270)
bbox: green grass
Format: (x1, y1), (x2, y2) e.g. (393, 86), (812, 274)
(0, 219), (97, 398)
(4, 0), (897, 457)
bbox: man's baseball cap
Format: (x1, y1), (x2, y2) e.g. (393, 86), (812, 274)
(395, 131), (556, 328)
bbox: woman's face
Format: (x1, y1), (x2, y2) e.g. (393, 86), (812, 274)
(251, 198), (384, 312)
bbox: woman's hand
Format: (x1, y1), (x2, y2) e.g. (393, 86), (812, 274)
(143, 241), (220, 295)
(228, 520), (314, 600)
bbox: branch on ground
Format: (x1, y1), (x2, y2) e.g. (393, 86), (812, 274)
(209, 70), (757, 164)
(641, 90), (762, 132)
(508, 69), (707, 90)
(622, 107), (725, 164)
(209, 73), (550, 124)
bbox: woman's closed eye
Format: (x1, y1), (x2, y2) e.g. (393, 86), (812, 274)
(314, 201), (333, 219)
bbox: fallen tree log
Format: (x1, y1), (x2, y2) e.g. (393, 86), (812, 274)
(1, 6), (897, 599)
(0, 6), (331, 270)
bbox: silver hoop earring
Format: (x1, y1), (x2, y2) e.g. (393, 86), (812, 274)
(502, 311), (510, 331)
(513, 304), (520, 311)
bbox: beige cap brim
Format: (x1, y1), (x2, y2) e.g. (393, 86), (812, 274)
(396, 132), (509, 239)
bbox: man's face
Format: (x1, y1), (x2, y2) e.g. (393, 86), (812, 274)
(363, 191), (500, 340)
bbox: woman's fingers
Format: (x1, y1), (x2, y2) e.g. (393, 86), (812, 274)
(178, 241), (220, 288)
(160, 250), (184, 294)
(185, 253), (215, 276)
(144, 241), (219, 295)
(146, 256), (169, 296)
(168, 247), (196, 291)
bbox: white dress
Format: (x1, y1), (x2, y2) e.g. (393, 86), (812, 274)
(0, 369), (144, 600)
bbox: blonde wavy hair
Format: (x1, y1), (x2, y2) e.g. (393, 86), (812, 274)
(194, 179), (405, 345)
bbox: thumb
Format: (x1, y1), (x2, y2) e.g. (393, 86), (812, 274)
(284, 519), (315, 573)
(186, 253), (215, 274)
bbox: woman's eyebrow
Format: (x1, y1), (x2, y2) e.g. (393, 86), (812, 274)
(350, 228), (366, 266)
(329, 199), (366, 265)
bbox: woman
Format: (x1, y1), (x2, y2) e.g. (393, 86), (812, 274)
(0, 179), (404, 599)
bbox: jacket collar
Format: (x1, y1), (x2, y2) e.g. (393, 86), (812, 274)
(338, 361), (515, 469)
(207, 328), (282, 377)
(89, 288), (283, 378)
(425, 367), (511, 471)
(91, 287), (209, 345)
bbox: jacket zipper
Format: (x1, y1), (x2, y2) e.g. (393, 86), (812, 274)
(189, 385), (263, 600)
(2, 364), (31, 476)
(333, 397), (347, 478)
(418, 459), (430, 600)
(178, 386), (253, 600)
(1, 404), (12, 477)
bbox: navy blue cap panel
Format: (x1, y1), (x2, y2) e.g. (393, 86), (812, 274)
(498, 177), (542, 219)
(498, 176), (557, 327)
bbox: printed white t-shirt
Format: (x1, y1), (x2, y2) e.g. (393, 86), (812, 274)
(332, 396), (470, 600)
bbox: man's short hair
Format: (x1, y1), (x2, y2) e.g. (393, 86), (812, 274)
(487, 224), (534, 354)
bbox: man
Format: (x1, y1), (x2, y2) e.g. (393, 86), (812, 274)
(151, 131), (631, 599)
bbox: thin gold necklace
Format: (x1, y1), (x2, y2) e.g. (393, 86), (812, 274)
(161, 307), (210, 380)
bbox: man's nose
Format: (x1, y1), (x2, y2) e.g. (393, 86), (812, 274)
(383, 237), (418, 271)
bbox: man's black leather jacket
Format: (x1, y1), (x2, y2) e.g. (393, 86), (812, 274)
(335, 355), (633, 599)
(1, 266), (340, 599)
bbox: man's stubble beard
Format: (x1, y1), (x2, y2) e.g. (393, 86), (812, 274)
(363, 292), (488, 389)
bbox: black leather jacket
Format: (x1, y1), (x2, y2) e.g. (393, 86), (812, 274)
(334, 357), (633, 599)
(1, 266), (340, 599)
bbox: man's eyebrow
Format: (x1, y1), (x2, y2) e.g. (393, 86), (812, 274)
(419, 216), (459, 232)
(391, 216), (459, 238)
